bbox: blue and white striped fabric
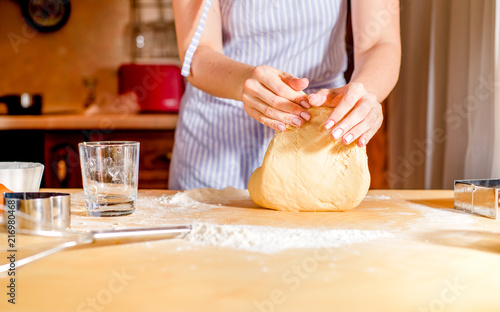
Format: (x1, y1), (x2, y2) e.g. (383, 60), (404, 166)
(181, 0), (213, 77)
(169, 0), (348, 190)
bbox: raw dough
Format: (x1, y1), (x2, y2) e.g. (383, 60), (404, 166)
(248, 107), (370, 212)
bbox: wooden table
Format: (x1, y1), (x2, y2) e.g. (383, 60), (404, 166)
(1, 189), (500, 312)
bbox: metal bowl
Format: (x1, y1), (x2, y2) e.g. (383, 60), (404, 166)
(3, 192), (71, 232)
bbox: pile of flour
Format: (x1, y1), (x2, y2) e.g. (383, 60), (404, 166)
(183, 222), (394, 254)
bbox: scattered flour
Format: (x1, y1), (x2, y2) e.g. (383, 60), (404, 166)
(380, 212), (417, 216)
(365, 207), (389, 211)
(183, 223), (394, 254)
(364, 195), (392, 200)
(180, 187), (250, 204)
(141, 186), (250, 209)
(152, 192), (204, 207)
(405, 203), (474, 227)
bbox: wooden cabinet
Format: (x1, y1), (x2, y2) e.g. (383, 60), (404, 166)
(44, 130), (175, 189)
(43, 131), (84, 188)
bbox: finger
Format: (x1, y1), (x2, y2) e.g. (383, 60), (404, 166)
(324, 92), (343, 108)
(308, 89), (329, 107)
(357, 126), (380, 147)
(244, 79), (310, 119)
(281, 73), (309, 91)
(298, 91), (310, 108)
(242, 93), (307, 127)
(325, 84), (369, 130)
(356, 111), (383, 147)
(281, 75), (310, 108)
(330, 98), (375, 140)
(308, 88), (343, 107)
(340, 108), (383, 145)
(244, 106), (287, 132)
(253, 66), (307, 104)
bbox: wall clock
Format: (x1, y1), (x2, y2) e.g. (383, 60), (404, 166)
(20, 0), (71, 33)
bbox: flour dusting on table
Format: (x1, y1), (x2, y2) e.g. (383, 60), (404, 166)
(71, 187), (256, 230)
(142, 186), (251, 208)
(406, 203), (474, 224)
(182, 223), (394, 254)
(364, 195), (392, 200)
(403, 202), (476, 231)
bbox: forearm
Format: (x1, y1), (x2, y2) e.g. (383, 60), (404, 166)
(350, 41), (401, 102)
(174, 0), (253, 101)
(188, 46), (254, 101)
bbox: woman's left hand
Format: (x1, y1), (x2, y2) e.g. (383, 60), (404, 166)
(307, 82), (383, 147)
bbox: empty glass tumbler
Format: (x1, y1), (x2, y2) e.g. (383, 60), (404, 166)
(79, 141), (140, 217)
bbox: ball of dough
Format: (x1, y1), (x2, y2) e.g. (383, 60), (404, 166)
(248, 107), (370, 212)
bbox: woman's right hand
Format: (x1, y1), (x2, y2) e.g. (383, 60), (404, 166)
(242, 65), (312, 132)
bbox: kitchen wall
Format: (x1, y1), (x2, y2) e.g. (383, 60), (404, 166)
(0, 0), (130, 113)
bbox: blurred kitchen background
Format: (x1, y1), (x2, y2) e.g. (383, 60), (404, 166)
(0, 0), (181, 113)
(0, 0), (183, 189)
(1, 0), (498, 191)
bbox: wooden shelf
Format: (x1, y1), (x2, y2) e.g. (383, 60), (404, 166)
(0, 113), (178, 130)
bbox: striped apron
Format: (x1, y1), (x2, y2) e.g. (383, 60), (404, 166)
(169, 0), (348, 190)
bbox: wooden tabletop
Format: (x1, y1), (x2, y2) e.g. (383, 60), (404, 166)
(1, 189), (500, 312)
(0, 114), (178, 130)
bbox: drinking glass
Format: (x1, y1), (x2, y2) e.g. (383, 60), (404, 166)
(79, 141), (139, 217)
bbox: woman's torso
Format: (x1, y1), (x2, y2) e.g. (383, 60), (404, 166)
(220, 0), (348, 91)
(169, 0), (348, 190)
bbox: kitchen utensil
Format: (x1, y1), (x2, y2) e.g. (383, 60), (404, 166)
(0, 225), (192, 272)
(3, 192), (71, 232)
(0, 162), (44, 192)
(454, 179), (500, 220)
(0, 93), (42, 115)
(79, 141), (140, 217)
(118, 63), (184, 113)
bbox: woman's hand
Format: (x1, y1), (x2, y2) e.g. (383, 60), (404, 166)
(242, 65), (312, 132)
(308, 82), (383, 147)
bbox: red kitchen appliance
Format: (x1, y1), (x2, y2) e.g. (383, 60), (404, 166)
(118, 64), (184, 113)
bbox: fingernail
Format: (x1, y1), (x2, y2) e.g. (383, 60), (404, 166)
(359, 138), (366, 146)
(325, 120), (335, 130)
(332, 128), (343, 139)
(344, 133), (354, 144)
(278, 124), (286, 132)
(300, 111), (311, 121)
(292, 118), (302, 127)
(301, 100), (310, 109)
(308, 95), (316, 105)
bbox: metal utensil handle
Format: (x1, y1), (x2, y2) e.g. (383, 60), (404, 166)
(91, 225), (192, 244)
(0, 241), (79, 273)
(0, 225), (192, 273)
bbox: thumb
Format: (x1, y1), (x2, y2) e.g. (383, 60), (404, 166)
(287, 77), (309, 91)
(308, 88), (343, 107)
(308, 89), (330, 107)
(281, 72), (309, 91)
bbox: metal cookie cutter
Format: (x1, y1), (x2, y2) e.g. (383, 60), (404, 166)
(454, 179), (500, 220)
(3, 192), (71, 231)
